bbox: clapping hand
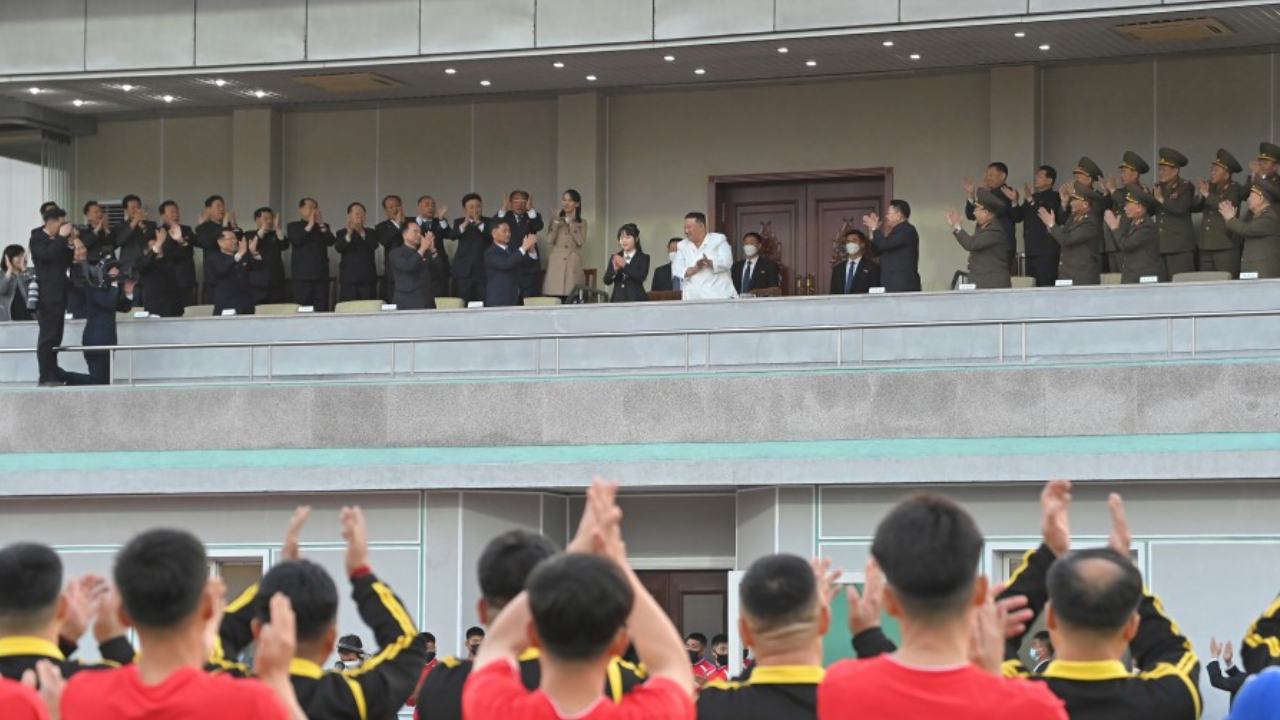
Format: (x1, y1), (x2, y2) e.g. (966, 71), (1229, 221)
(436, 204), (449, 220)
(1001, 185), (1018, 203)
(236, 237), (248, 258)
(1219, 201), (1238, 221)
(1104, 209), (1121, 231)
(611, 254), (625, 271)
(422, 231), (436, 255)
(1224, 640), (1235, 667)
(249, 234), (260, 255)
(945, 209), (961, 228)
(1024, 182), (1035, 200)
(1037, 207), (1056, 229)
(1198, 179), (1210, 197)
(1154, 185), (1164, 203)
(341, 506), (370, 577)
(962, 178), (977, 197)
(521, 234), (537, 253)
(1210, 637), (1222, 659)
(1107, 493), (1131, 557)
(1041, 479), (1072, 556)
(863, 212), (880, 233)
(847, 558), (885, 635)
(1102, 176), (1118, 194)
(281, 506), (311, 562)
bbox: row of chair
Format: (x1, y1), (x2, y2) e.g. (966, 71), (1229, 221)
(117, 295), (567, 320)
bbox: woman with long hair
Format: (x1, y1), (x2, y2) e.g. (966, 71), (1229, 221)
(542, 189), (586, 298)
(0, 245), (32, 321)
(603, 224), (649, 302)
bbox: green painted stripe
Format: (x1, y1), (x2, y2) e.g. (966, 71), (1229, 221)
(7, 433), (1280, 473)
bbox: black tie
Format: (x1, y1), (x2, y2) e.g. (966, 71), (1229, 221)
(845, 261), (855, 294)
(743, 262), (753, 293)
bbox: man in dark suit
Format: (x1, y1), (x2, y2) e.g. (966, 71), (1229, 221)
(112, 194), (155, 282)
(1012, 166), (1063, 286)
(413, 195), (453, 300)
(136, 224), (187, 318)
(496, 190), (545, 301)
(245, 207), (289, 304)
(59, 257), (135, 386)
(829, 230), (881, 295)
(1028, 630), (1054, 674)
(334, 201), (379, 302)
(30, 207), (75, 386)
(286, 197), (336, 311)
(207, 229), (259, 316)
(863, 200), (921, 292)
(376, 194), (410, 302)
(194, 194), (236, 303)
(484, 218), (537, 307)
(389, 223), (444, 311)
(450, 193), (492, 304)
(651, 238), (681, 292)
(1207, 638), (1247, 708)
(965, 162), (1019, 268)
(70, 200), (112, 319)
(731, 232), (781, 295)
(157, 200), (198, 308)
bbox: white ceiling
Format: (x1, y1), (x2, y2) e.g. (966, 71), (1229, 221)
(4, 4), (1280, 117)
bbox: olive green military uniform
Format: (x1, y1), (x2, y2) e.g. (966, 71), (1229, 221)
(1194, 149), (1246, 276)
(1074, 157), (1110, 273)
(1050, 182), (1102, 285)
(1229, 179), (1280, 279)
(953, 188), (1012, 289)
(1108, 152), (1151, 272)
(1106, 185), (1162, 283)
(1153, 147), (1197, 279)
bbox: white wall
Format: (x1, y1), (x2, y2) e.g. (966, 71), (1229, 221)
(0, 156), (43, 252)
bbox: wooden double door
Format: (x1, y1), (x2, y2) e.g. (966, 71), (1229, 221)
(635, 571), (727, 641)
(714, 173), (889, 295)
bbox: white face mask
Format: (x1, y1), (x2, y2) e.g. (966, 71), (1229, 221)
(668, 252), (677, 262)
(846, 242), (862, 255)
(743, 244), (759, 258)
(1029, 648), (1040, 663)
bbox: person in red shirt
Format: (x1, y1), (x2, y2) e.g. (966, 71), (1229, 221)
(60, 528), (307, 720)
(462, 478), (696, 720)
(818, 493), (1067, 720)
(0, 672), (51, 720)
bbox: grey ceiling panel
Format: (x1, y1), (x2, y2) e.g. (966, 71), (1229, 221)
(655, 0), (773, 40)
(775, 0), (898, 31)
(1030, 0), (1157, 11)
(86, 0), (196, 71)
(900, 0), (1027, 23)
(196, 0), (306, 66)
(537, 0), (653, 48)
(420, 0), (534, 54)
(309, 0), (420, 61)
(0, 1), (87, 75)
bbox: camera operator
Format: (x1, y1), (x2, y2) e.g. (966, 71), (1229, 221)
(30, 206), (77, 386)
(57, 250), (135, 386)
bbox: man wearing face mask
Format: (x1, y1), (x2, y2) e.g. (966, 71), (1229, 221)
(333, 634), (365, 671)
(1028, 630), (1054, 674)
(687, 632), (718, 685)
(651, 238), (682, 292)
(464, 627), (485, 660)
(829, 229), (881, 295)
(731, 233), (781, 295)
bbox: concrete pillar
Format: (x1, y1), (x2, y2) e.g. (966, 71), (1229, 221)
(734, 486), (817, 570)
(555, 92), (608, 277)
(989, 65), (1041, 257)
(230, 107), (282, 221)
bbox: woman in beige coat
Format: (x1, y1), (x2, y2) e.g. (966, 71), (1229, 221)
(542, 189), (587, 297)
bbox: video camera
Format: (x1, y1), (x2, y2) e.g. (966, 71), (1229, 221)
(84, 252), (124, 289)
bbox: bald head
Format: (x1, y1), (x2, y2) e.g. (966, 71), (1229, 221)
(1046, 548), (1142, 636)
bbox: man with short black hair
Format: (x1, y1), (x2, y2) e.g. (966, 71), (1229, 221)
(207, 229), (259, 316)
(1153, 148), (1198, 279)
(731, 233), (780, 295)
(246, 207), (289, 304)
(157, 200), (198, 307)
(686, 632), (716, 684)
(214, 506), (424, 720)
(948, 190), (1013, 289)
(376, 195), (409, 302)
(195, 194), (236, 303)
(62, 528), (306, 720)
(465, 628), (485, 660)
(965, 162), (1019, 266)
(829, 230), (880, 295)
(79, 200), (112, 264)
(0, 543), (135, 681)
(651, 238), (682, 292)
(418, 526), (645, 720)
(497, 191), (545, 301)
(863, 200), (921, 292)
(412, 196), (453, 300)
(484, 218), (537, 307)
(1014, 166), (1063, 287)
(390, 223), (444, 310)
(450, 193), (492, 304)
(819, 493), (1066, 720)
(30, 207), (75, 386)
(698, 554), (834, 720)
(462, 479), (695, 720)
(335, 202), (379, 302)
(1029, 630), (1054, 674)
(674, 212), (736, 301)
(287, 198), (336, 311)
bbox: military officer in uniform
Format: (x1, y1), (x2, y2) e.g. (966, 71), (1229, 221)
(1223, 177), (1280, 278)
(947, 188), (1011, 289)
(1072, 157), (1110, 272)
(1193, 149), (1246, 276)
(1103, 151), (1150, 236)
(1153, 147), (1197, 279)
(1252, 141), (1280, 183)
(1104, 185), (1162, 283)
(1040, 182), (1102, 285)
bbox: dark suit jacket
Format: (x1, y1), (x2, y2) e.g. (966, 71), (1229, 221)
(966, 187), (1017, 254)
(1207, 660), (1247, 706)
(501, 211), (546, 295)
(389, 244), (441, 310)
(1011, 190), (1065, 259)
(731, 257), (781, 294)
(76, 280), (133, 348)
(828, 257), (881, 295)
(286, 220), (336, 281)
(484, 243), (535, 307)
(415, 218), (453, 298)
(112, 221), (156, 274)
(651, 263), (674, 292)
(79, 225), (113, 263)
(30, 229), (75, 304)
(194, 220), (226, 288)
(136, 239), (186, 317)
(162, 224), (198, 290)
(245, 230), (288, 294)
(206, 252), (257, 316)
(335, 228), (378, 285)
(870, 223), (922, 292)
(451, 218), (494, 282)
(603, 252), (650, 302)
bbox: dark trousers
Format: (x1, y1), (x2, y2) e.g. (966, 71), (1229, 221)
(339, 283), (378, 302)
(179, 286), (197, 308)
(1162, 251), (1196, 281)
(293, 280), (330, 312)
(455, 277), (485, 304)
(36, 302), (66, 383)
(62, 351), (111, 386)
(252, 282), (289, 306)
(1026, 253), (1060, 287)
(1199, 247), (1242, 277)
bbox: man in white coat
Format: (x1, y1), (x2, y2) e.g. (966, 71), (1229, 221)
(672, 211), (737, 301)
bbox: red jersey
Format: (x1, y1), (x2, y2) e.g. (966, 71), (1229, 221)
(692, 659), (718, 684)
(463, 658), (693, 720)
(62, 665), (288, 720)
(0, 678), (48, 720)
(703, 664), (729, 684)
(818, 655), (1067, 720)
(408, 656), (440, 713)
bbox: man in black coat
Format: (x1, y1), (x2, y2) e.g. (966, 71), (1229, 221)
(965, 162), (1018, 268)
(29, 207), (76, 385)
(484, 218), (538, 307)
(651, 238), (681, 292)
(863, 200), (922, 292)
(390, 223), (445, 310)
(334, 201), (379, 302)
(496, 190), (545, 301)
(207, 229), (259, 316)
(730, 232), (781, 295)
(286, 197), (336, 311)
(58, 258), (134, 386)
(1012, 166), (1065, 287)
(829, 230), (881, 295)
(136, 224), (190, 318)
(111, 195), (155, 302)
(450, 193), (493, 304)
(71, 201), (112, 319)
(194, 194), (237, 303)
(412, 195), (453, 300)
(157, 200), (198, 308)
(245, 207), (289, 304)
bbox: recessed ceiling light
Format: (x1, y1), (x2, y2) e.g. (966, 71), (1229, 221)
(805, 60), (817, 67)
(663, 55), (676, 62)
(882, 40), (894, 47)
(1014, 31), (1027, 38)
(28, 87), (40, 95)
(694, 68), (706, 75)
(1039, 43), (1051, 51)
(909, 53), (921, 60)
(777, 47), (789, 54)
(480, 80), (491, 87)
(553, 61), (565, 69)
(120, 84), (135, 92)
(213, 78), (227, 87)
(72, 99), (85, 107)
(585, 75), (597, 82)
(444, 67), (457, 75)
(161, 94), (175, 103)
(253, 89), (267, 99)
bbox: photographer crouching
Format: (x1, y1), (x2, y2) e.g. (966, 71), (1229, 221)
(55, 248), (136, 386)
